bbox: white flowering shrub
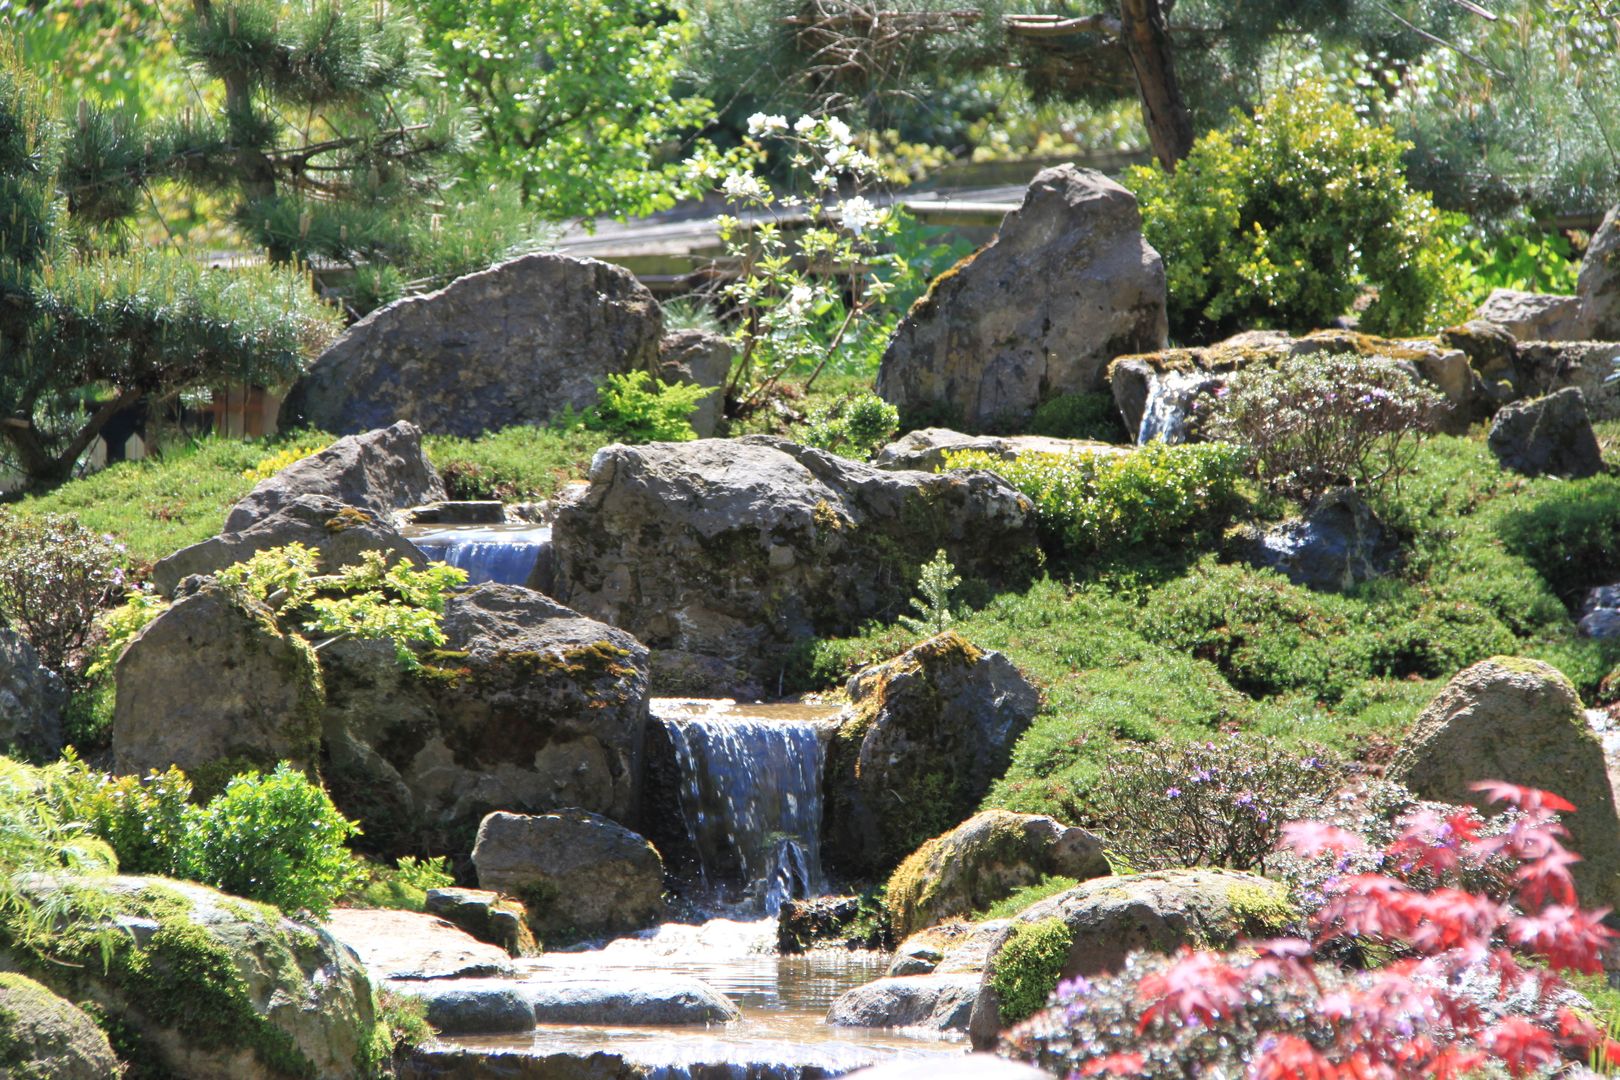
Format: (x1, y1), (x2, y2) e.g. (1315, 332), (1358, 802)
(684, 114), (912, 414)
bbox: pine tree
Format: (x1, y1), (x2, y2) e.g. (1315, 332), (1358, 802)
(898, 549), (961, 638)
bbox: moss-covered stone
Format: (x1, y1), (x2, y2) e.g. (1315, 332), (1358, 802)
(0, 972), (121, 1080)
(988, 917), (1074, 1026)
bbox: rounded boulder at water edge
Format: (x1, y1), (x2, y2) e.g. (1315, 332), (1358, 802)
(523, 978), (741, 1025)
(826, 974), (982, 1034)
(322, 908), (514, 980)
(0, 972), (121, 1080)
(386, 979), (536, 1036)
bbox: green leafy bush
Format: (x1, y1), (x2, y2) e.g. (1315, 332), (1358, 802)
(1205, 352), (1447, 501)
(990, 917), (1074, 1026)
(565, 371), (714, 444)
(1084, 736), (1341, 872)
(1029, 393), (1128, 443)
(1129, 82), (1461, 340)
(1453, 218), (1580, 301)
(83, 767), (197, 878)
(425, 426), (608, 502)
(947, 442), (1246, 558)
(0, 511), (127, 683)
(802, 391), (901, 460)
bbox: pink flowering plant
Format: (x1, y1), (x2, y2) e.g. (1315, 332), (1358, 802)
(1003, 781), (1620, 1078)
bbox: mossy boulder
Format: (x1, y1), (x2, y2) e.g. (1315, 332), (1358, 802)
(1389, 656), (1620, 911)
(967, 868), (1297, 1048)
(422, 888), (537, 957)
(319, 583), (650, 857)
(112, 582), (324, 793)
(2, 875), (381, 1080)
(886, 810), (1108, 939)
(0, 629), (66, 763)
(550, 437), (1038, 692)
(0, 972), (121, 1080)
(824, 633), (1042, 878)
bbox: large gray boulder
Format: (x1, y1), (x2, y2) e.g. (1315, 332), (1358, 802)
(1239, 487), (1399, 592)
(877, 164), (1167, 428)
(113, 583), (323, 790)
(0, 972), (121, 1080)
(0, 628), (65, 761)
(1487, 387), (1604, 478)
(658, 329), (731, 438)
(288, 254), (662, 437)
(886, 809), (1109, 939)
(551, 437), (1038, 690)
(825, 633), (1042, 877)
(225, 421), (444, 533)
(1388, 656), (1620, 911)
(1473, 288), (1587, 342)
(155, 495), (424, 596)
(1578, 203), (1620, 340)
(9, 875), (379, 1080)
(471, 809), (664, 941)
(320, 584), (650, 856)
(826, 974), (981, 1033)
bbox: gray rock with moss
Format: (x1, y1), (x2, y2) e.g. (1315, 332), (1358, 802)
(1239, 487), (1399, 592)
(6, 875), (380, 1080)
(658, 329), (731, 438)
(872, 428), (1130, 472)
(224, 421), (445, 533)
(1487, 387), (1605, 478)
(1579, 203), (1620, 340)
(1389, 656), (1620, 910)
(471, 809), (664, 941)
(319, 583), (650, 856)
(0, 971), (121, 1080)
(966, 868), (1296, 1048)
(385, 980), (536, 1036)
(877, 164), (1167, 428)
(0, 629), (65, 762)
(886, 809), (1108, 939)
(154, 495), (425, 597)
(112, 582), (323, 789)
(824, 633), (1042, 878)
(551, 438), (1038, 691)
(424, 888), (536, 957)
(826, 974), (981, 1033)
(1472, 288), (1586, 342)
(286, 253), (662, 438)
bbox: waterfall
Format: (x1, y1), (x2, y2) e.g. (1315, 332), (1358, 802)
(404, 523), (553, 588)
(655, 705), (828, 915)
(1137, 369), (1220, 445)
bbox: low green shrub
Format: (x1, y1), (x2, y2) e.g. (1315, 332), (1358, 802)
(977, 875), (1080, 921)
(802, 390), (900, 460)
(1497, 475), (1620, 605)
(898, 550), (960, 639)
(1129, 80), (1462, 340)
(375, 988), (435, 1057)
(947, 442), (1247, 558)
(990, 917), (1074, 1025)
(424, 426), (608, 502)
(1028, 392), (1127, 443)
(344, 855), (456, 912)
(568, 370), (715, 443)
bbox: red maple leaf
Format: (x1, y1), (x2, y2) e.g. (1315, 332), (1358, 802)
(1483, 1016), (1559, 1077)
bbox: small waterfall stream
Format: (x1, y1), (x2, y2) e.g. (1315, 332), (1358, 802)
(651, 700), (832, 915)
(402, 523), (553, 588)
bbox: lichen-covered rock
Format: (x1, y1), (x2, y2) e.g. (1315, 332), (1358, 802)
(154, 495), (424, 596)
(471, 809), (664, 941)
(551, 437), (1037, 689)
(0, 629), (65, 762)
(1238, 487), (1399, 593)
(1579, 203), (1620, 340)
(967, 869), (1296, 1048)
(877, 165), (1166, 429)
(886, 810), (1108, 940)
(287, 254), (662, 437)
(872, 428), (1129, 473)
(824, 634), (1042, 878)
(658, 330), (732, 438)
(7, 875), (380, 1080)
(1487, 387), (1604, 478)
(825, 974), (981, 1033)
(225, 421), (445, 533)
(319, 583), (650, 856)
(1388, 656), (1620, 911)
(112, 583), (323, 791)
(1580, 585), (1620, 640)
(423, 888), (537, 957)
(0, 972), (121, 1080)
(1472, 288), (1587, 342)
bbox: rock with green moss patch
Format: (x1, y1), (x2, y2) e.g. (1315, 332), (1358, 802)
(1389, 656), (1620, 910)
(886, 810), (1108, 939)
(0, 629), (66, 763)
(423, 888), (537, 957)
(966, 868), (1296, 1048)
(824, 633), (1042, 878)
(550, 438), (1037, 692)
(0, 971), (121, 1080)
(112, 582), (324, 791)
(319, 583), (650, 856)
(825, 974), (981, 1033)
(3, 875), (381, 1080)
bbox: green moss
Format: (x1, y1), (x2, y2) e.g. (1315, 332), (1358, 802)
(1226, 881), (1299, 937)
(977, 875), (1081, 921)
(0, 972), (116, 1080)
(323, 506), (377, 533)
(990, 917), (1074, 1026)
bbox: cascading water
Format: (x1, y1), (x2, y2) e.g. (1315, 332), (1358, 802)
(1136, 369), (1221, 445)
(653, 700), (831, 915)
(402, 523), (553, 587)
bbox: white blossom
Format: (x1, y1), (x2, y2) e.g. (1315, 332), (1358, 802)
(825, 116), (853, 144)
(793, 115), (819, 134)
(747, 112), (789, 135)
(839, 195), (886, 236)
(779, 283), (816, 320)
(720, 170), (770, 201)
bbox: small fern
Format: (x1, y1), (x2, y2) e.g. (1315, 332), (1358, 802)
(898, 549), (960, 638)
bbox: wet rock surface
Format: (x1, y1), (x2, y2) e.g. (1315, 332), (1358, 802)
(323, 908), (513, 980)
(1239, 487), (1400, 592)
(826, 974), (981, 1033)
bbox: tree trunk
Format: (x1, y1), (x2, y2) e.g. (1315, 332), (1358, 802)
(2, 389), (142, 488)
(1118, 0), (1195, 171)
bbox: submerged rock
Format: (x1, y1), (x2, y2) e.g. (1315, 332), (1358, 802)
(0, 628), (65, 762)
(878, 164), (1167, 428)
(1389, 657), (1620, 911)
(471, 809), (665, 941)
(1487, 387), (1604, 478)
(824, 633), (1041, 878)
(225, 421), (444, 533)
(322, 908), (512, 980)
(0, 972), (121, 1080)
(288, 253), (662, 437)
(551, 437), (1037, 690)
(886, 809), (1109, 939)
(319, 583), (650, 856)
(1239, 487), (1399, 592)
(826, 974), (981, 1033)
